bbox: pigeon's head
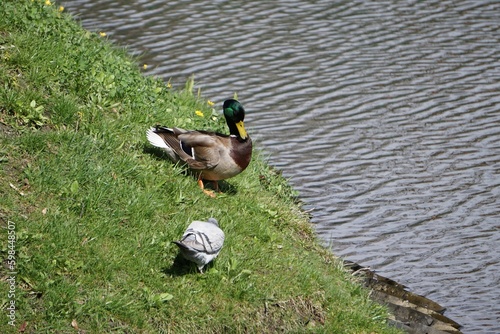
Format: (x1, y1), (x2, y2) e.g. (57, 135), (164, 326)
(207, 218), (219, 227)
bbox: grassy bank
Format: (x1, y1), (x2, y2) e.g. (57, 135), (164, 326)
(0, 1), (402, 332)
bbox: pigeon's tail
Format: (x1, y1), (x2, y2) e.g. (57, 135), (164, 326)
(172, 240), (191, 251)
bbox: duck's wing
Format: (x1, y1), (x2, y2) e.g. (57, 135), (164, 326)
(177, 132), (231, 170)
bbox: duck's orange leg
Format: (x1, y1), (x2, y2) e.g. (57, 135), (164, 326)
(197, 176), (216, 198)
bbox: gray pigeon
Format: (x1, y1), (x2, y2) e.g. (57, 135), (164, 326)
(173, 218), (225, 273)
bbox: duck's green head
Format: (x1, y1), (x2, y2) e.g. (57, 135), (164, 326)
(223, 99), (249, 140)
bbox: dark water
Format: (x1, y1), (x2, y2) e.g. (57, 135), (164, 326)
(62, 0), (500, 332)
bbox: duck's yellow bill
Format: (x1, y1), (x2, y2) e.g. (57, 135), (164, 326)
(236, 121), (248, 139)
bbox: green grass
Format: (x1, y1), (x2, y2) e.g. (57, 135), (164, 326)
(0, 1), (403, 333)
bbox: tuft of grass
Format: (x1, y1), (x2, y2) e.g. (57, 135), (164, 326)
(0, 1), (402, 333)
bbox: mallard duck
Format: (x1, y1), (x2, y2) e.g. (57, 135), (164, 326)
(146, 99), (252, 195)
(173, 218), (225, 273)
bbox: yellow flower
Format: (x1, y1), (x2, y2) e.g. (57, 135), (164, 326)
(99, 32), (107, 37)
(143, 64), (148, 70)
(195, 110), (204, 117)
(45, 0), (52, 5)
(58, 6), (64, 12)
(207, 100), (215, 107)
(166, 82), (172, 89)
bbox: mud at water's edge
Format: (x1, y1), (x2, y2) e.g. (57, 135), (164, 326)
(344, 260), (463, 334)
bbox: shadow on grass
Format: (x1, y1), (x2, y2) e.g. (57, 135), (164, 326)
(163, 253), (195, 276)
(143, 143), (238, 195)
(163, 253), (217, 276)
(142, 144), (172, 161)
(204, 180), (237, 195)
